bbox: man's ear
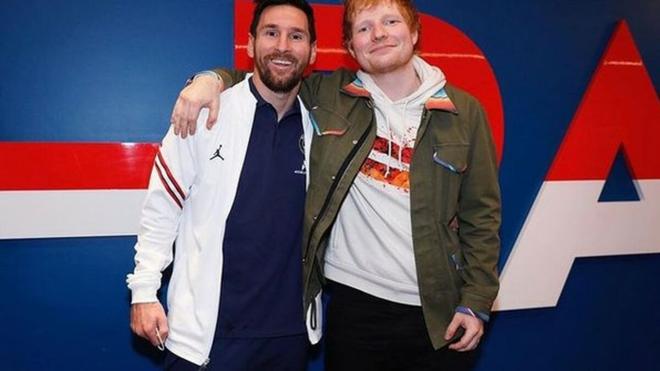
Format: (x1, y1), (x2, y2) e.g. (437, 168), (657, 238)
(247, 33), (255, 59)
(346, 40), (356, 59)
(310, 41), (318, 64)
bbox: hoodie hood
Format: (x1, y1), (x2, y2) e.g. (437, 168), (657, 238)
(356, 55), (446, 172)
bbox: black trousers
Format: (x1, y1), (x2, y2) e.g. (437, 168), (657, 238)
(325, 281), (476, 371)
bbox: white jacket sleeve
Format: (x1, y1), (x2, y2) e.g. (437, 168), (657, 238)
(126, 125), (198, 303)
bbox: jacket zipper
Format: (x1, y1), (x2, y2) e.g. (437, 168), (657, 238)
(303, 103), (374, 280)
(303, 122), (372, 330)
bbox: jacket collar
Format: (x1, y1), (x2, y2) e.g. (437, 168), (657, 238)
(341, 77), (458, 114)
(340, 77), (371, 98)
(424, 87), (458, 114)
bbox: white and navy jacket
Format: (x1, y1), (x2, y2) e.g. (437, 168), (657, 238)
(127, 76), (321, 366)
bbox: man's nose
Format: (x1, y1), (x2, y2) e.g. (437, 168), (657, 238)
(276, 34), (291, 51)
(372, 24), (387, 41)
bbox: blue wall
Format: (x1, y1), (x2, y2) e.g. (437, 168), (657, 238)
(1, 1), (658, 370)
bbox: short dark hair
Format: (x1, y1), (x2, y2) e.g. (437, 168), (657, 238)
(249, 0), (317, 43)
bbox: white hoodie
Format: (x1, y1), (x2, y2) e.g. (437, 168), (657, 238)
(324, 56), (447, 305)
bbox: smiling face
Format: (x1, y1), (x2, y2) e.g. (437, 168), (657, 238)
(346, 1), (418, 76)
(248, 4), (317, 94)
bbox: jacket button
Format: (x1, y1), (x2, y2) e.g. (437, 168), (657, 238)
(352, 139), (358, 145)
(313, 215), (318, 220)
(331, 175), (336, 180)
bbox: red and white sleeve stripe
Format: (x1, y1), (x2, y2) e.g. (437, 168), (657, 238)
(154, 150), (187, 209)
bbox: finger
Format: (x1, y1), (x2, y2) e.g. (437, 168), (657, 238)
(460, 334), (481, 352)
(175, 99), (189, 139)
(188, 118), (197, 136)
(174, 115), (187, 139)
(171, 97), (186, 136)
(156, 314), (169, 341)
(144, 323), (161, 347)
(185, 102), (199, 136)
(206, 98), (219, 129)
(444, 316), (461, 340)
(179, 112), (188, 139)
(449, 325), (478, 351)
(171, 109), (180, 136)
(448, 333), (470, 351)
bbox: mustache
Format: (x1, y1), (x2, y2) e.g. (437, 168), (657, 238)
(265, 51), (298, 64)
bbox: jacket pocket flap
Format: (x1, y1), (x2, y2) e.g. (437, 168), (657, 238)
(433, 144), (469, 174)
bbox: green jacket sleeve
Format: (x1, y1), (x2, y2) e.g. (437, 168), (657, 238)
(211, 68), (248, 88)
(210, 68), (335, 110)
(456, 99), (501, 318)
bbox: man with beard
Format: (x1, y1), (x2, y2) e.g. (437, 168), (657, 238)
(127, 1), (320, 370)
(169, 0), (500, 370)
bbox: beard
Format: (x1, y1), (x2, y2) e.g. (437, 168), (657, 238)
(255, 51), (309, 93)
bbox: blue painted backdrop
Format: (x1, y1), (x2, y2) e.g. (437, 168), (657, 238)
(1, 0), (658, 370)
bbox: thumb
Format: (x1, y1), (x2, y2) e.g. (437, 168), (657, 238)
(156, 312), (169, 340)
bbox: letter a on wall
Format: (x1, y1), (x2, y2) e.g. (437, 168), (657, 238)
(494, 21), (660, 311)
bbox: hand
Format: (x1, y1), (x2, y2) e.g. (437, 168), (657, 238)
(170, 74), (224, 138)
(444, 312), (484, 352)
(130, 302), (168, 349)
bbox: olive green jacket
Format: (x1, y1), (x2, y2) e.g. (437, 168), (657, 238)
(217, 68), (501, 349)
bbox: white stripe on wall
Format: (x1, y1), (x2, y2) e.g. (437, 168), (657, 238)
(0, 190), (146, 240)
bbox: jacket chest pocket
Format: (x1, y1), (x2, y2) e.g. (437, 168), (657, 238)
(432, 143), (469, 222)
